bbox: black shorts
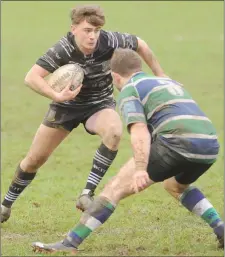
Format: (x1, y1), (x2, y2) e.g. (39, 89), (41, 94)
(147, 138), (213, 184)
(42, 98), (116, 133)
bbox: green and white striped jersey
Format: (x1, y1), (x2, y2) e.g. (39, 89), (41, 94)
(118, 72), (219, 164)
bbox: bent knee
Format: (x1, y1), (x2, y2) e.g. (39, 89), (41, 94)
(108, 122), (123, 138)
(163, 178), (189, 199)
(103, 123), (123, 148)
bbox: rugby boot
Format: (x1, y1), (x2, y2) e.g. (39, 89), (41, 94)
(217, 235), (224, 249)
(32, 240), (78, 254)
(76, 189), (94, 212)
(214, 222), (224, 249)
(1, 205), (11, 223)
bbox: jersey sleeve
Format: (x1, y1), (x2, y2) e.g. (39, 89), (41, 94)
(118, 86), (146, 130)
(36, 40), (68, 73)
(106, 31), (138, 50)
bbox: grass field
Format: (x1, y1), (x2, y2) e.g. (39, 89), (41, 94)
(1, 1), (224, 256)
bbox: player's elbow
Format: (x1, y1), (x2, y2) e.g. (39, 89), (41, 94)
(24, 64), (49, 87)
(24, 72), (32, 86)
(24, 70), (36, 87)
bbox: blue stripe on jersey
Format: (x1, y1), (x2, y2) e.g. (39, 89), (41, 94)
(135, 78), (182, 101)
(135, 80), (157, 101)
(149, 102), (207, 128)
(122, 100), (144, 115)
(161, 136), (219, 156)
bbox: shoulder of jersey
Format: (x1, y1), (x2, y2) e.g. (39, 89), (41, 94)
(54, 33), (76, 55)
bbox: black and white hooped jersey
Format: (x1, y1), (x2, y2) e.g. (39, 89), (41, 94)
(36, 30), (138, 105)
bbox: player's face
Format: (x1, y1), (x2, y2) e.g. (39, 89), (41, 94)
(71, 20), (101, 54)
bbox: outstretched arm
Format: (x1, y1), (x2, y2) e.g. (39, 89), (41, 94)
(106, 31), (167, 77)
(137, 38), (168, 77)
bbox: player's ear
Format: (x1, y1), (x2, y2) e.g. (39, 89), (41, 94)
(111, 71), (116, 79)
(71, 24), (77, 35)
(111, 71), (117, 83)
(111, 72), (121, 88)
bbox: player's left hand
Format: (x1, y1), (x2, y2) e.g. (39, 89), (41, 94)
(132, 170), (150, 193)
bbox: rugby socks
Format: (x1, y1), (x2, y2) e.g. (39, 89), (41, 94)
(64, 196), (116, 248)
(84, 143), (118, 193)
(2, 165), (36, 208)
(180, 186), (224, 238)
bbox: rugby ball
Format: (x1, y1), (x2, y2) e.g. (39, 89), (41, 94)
(48, 64), (84, 92)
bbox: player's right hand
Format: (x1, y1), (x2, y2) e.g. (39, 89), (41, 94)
(53, 84), (82, 102)
(132, 170), (150, 193)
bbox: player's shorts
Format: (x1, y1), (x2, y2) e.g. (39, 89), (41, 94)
(147, 137), (215, 184)
(42, 97), (116, 133)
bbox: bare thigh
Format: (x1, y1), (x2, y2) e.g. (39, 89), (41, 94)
(163, 177), (190, 200)
(20, 124), (70, 172)
(85, 108), (123, 150)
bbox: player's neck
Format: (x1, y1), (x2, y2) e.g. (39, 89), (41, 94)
(79, 46), (95, 56)
(119, 77), (132, 91)
(119, 71), (144, 90)
(123, 71), (143, 85)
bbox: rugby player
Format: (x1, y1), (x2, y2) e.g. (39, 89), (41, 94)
(32, 48), (224, 253)
(1, 5), (167, 222)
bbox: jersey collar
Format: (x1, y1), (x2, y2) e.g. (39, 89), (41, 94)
(127, 71), (146, 84)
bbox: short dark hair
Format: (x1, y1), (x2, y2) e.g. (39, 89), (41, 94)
(70, 5), (105, 27)
(111, 48), (142, 76)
